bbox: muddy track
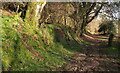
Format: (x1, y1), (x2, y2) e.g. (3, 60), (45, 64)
(61, 34), (120, 72)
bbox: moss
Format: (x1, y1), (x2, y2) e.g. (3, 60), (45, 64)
(1, 14), (83, 71)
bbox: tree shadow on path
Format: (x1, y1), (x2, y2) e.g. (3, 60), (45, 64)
(61, 33), (120, 72)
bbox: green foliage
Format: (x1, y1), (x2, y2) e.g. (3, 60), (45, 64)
(98, 20), (116, 34)
(1, 13), (82, 71)
(103, 46), (120, 60)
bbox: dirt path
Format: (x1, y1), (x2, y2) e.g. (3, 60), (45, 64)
(62, 34), (120, 72)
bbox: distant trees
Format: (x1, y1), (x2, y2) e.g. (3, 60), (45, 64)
(69, 2), (104, 37)
(98, 2), (120, 46)
(42, 2), (104, 37)
(98, 20), (115, 46)
(98, 20), (115, 35)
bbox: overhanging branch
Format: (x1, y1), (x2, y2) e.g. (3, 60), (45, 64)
(86, 4), (104, 24)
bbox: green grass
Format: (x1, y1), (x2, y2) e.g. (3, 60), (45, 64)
(1, 14), (83, 71)
(104, 46), (120, 58)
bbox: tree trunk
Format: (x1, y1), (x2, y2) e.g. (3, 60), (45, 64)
(80, 22), (85, 36)
(25, 2), (46, 26)
(108, 33), (114, 46)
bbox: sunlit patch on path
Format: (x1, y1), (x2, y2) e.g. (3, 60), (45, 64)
(62, 34), (120, 72)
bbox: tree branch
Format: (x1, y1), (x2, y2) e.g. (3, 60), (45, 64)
(87, 4), (103, 24)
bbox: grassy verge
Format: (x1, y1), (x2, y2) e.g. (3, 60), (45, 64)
(1, 13), (83, 71)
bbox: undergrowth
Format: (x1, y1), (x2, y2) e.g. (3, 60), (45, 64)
(1, 13), (83, 71)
